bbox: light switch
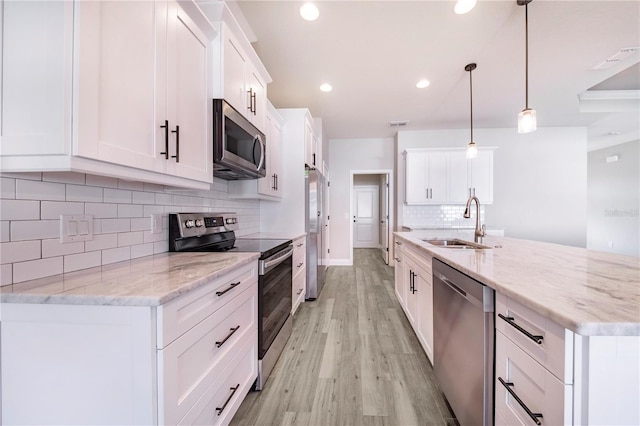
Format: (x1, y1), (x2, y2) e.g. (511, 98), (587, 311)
(61, 215), (94, 243)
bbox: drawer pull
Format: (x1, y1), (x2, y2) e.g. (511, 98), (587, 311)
(297, 288), (303, 295)
(297, 262), (304, 268)
(297, 243), (304, 247)
(498, 377), (543, 425)
(215, 384), (240, 416)
(215, 326), (240, 348)
(215, 281), (241, 297)
(498, 313), (544, 344)
(395, 241), (402, 245)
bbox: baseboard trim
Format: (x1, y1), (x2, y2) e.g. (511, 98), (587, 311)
(328, 259), (353, 266)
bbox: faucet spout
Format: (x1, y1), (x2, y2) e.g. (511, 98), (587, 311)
(464, 195), (485, 243)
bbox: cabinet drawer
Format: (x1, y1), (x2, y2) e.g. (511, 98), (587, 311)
(496, 292), (573, 383)
(158, 284), (257, 425)
(293, 237), (306, 269)
(158, 261), (258, 347)
(496, 331), (572, 426)
(292, 265), (306, 315)
(178, 330), (258, 426)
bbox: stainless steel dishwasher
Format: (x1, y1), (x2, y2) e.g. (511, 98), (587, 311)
(433, 258), (494, 426)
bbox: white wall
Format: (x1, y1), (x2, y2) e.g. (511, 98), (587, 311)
(396, 127), (588, 247)
(328, 138), (394, 264)
(587, 140), (639, 257)
(0, 172), (260, 285)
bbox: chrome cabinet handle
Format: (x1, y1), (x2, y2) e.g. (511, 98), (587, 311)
(498, 377), (543, 425)
(296, 243), (304, 247)
(215, 281), (241, 297)
(171, 125), (179, 162)
(215, 326), (240, 348)
(216, 384), (240, 416)
(498, 313), (544, 344)
(297, 262), (303, 268)
(160, 120), (169, 159)
(297, 288), (303, 295)
(395, 241), (402, 245)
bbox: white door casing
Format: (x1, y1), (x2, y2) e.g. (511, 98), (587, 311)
(380, 174), (390, 264)
(353, 185), (379, 249)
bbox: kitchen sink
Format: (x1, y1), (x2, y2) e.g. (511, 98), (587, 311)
(422, 239), (491, 250)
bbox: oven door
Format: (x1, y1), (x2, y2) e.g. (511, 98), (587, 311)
(258, 245), (293, 359)
(213, 99), (266, 180)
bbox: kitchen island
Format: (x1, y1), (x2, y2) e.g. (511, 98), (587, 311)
(1, 251), (260, 425)
(394, 231), (640, 425)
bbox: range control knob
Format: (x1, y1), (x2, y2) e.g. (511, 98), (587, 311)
(226, 218), (235, 224)
(185, 219), (195, 228)
(195, 219), (204, 227)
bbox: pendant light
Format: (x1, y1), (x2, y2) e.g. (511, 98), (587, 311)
(465, 63), (478, 159)
(517, 0), (536, 133)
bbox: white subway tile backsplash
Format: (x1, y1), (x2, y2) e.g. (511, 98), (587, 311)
(153, 241), (167, 254)
(131, 243), (154, 259)
(85, 234), (118, 252)
(101, 218), (131, 234)
(118, 180), (144, 191)
(102, 246), (130, 265)
(143, 182), (165, 192)
(64, 251), (101, 273)
(132, 191), (155, 205)
(13, 257), (63, 283)
(41, 201), (84, 220)
(66, 184), (103, 202)
(104, 188), (132, 204)
(42, 238), (85, 258)
(85, 203), (118, 219)
(43, 172), (86, 185)
(143, 205), (164, 216)
(0, 200), (40, 220)
(155, 193), (174, 205)
(0, 240), (41, 264)
(131, 217), (150, 232)
(143, 229), (166, 244)
(11, 220), (59, 241)
(118, 231), (144, 247)
(117, 204), (143, 218)
(1, 264), (12, 285)
(86, 174), (118, 188)
(1, 221), (9, 243)
(15, 180), (66, 201)
(1, 178), (16, 199)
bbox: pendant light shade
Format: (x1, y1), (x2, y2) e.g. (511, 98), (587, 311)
(517, 0), (537, 133)
(465, 63), (478, 159)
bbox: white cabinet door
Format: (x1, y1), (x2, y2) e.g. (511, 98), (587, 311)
(427, 152), (449, 203)
(393, 241), (406, 308)
(1, 0), (73, 156)
(75, 0), (164, 172)
(405, 151), (429, 204)
(470, 149), (494, 204)
(222, 31), (247, 115)
(246, 67), (266, 131)
(404, 257), (419, 326)
(166, 3), (211, 182)
(448, 150), (470, 203)
(415, 256), (433, 363)
(304, 116), (317, 168)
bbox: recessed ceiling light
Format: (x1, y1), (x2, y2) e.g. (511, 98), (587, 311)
(416, 79), (430, 89)
(320, 83), (332, 92)
(454, 0), (477, 14)
(300, 2), (319, 21)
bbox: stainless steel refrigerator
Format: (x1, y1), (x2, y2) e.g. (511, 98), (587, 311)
(305, 168), (326, 300)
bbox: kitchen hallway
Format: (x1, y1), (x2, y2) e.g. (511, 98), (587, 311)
(231, 249), (457, 425)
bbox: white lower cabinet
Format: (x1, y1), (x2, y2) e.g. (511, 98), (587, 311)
(1, 262), (259, 425)
(394, 237), (434, 363)
(292, 235), (306, 315)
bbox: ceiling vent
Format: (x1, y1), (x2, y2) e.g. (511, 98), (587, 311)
(389, 120), (409, 127)
(592, 47), (640, 70)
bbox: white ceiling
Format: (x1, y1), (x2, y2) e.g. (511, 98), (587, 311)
(233, 0), (640, 150)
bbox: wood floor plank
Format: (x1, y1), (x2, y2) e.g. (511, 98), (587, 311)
(231, 249), (456, 426)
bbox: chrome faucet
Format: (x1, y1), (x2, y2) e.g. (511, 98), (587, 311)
(464, 195), (486, 243)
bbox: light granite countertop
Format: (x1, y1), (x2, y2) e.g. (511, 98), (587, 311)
(394, 231), (640, 336)
(242, 232), (307, 241)
(0, 252), (259, 307)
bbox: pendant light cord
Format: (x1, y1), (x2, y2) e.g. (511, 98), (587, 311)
(469, 67), (473, 142)
(525, 3), (529, 109)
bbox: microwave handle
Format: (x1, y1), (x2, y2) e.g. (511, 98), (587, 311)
(256, 134), (265, 172)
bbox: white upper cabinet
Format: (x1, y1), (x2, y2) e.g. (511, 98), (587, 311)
(1, 0), (215, 189)
(405, 148), (495, 205)
(211, 19), (270, 134)
(404, 149), (448, 204)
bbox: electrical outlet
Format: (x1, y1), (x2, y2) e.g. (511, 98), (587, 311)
(151, 214), (163, 234)
(60, 215), (94, 243)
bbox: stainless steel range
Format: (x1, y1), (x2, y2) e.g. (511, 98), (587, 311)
(169, 212), (293, 390)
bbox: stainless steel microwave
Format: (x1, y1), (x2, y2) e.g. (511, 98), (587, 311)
(213, 99), (266, 180)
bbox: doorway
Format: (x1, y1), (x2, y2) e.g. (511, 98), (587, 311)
(350, 170), (393, 265)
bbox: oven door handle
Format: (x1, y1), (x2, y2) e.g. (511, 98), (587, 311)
(259, 245), (293, 275)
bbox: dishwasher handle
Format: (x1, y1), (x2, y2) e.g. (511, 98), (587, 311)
(434, 270), (484, 309)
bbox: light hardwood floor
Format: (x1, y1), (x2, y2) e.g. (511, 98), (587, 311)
(231, 249), (457, 426)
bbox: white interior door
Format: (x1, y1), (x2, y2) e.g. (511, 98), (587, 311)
(380, 174), (389, 264)
(353, 185), (379, 248)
